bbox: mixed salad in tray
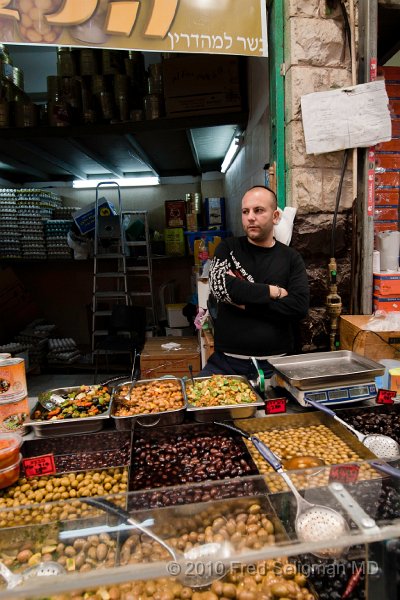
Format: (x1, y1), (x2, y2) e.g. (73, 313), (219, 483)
(33, 385), (111, 421)
(186, 375), (258, 407)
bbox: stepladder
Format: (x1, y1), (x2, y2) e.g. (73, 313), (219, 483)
(124, 210), (156, 332)
(91, 182), (129, 362)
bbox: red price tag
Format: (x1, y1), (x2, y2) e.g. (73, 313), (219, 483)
(329, 464), (360, 485)
(376, 389), (396, 404)
(265, 398), (286, 414)
(22, 454), (56, 478)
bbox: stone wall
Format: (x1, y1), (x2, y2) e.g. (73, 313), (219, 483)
(285, 0), (357, 350)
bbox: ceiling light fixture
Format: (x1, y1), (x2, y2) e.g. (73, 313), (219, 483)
(72, 176), (160, 189)
(220, 134), (243, 174)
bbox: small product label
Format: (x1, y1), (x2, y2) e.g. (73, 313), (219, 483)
(329, 464), (360, 485)
(22, 454), (56, 478)
(376, 389), (396, 404)
(265, 398), (286, 414)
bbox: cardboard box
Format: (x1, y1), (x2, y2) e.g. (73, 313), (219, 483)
(373, 295), (400, 312)
(140, 336), (200, 378)
(165, 326), (194, 337)
(340, 315), (400, 360)
(204, 197), (226, 229)
(164, 228), (185, 256)
(165, 200), (186, 228)
(73, 198), (116, 235)
(163, 55), (242, 117)
(375, 190), (399, 206)
(374, 274), (400, 296)
(166, 303), (189, 328)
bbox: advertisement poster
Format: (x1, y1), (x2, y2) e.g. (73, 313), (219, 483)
(0, 0), (268, 57)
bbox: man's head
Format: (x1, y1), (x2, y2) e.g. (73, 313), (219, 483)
(241, 186), (279, 246)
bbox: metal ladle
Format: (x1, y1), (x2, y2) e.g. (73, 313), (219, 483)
(0, 561), (66, 589)
(306, 399), (400, 459)
(85, 497), (231, 588)
(215, 421), (349, 558)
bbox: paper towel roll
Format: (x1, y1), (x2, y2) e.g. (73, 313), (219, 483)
(373, 250), (380, 273)
(377, 231), (400, 271)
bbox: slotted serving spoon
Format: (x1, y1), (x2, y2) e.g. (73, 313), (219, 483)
(215, 421), (349, 558)
(0, 560), (66, 589)
(306, 399), (400, 459)
(85, 497), (231, 588)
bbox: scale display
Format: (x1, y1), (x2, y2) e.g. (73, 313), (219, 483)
(273, 375), (378, 407)
(304, 384), (375, 403)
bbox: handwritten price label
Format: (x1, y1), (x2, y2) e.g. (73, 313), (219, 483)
(22, 454), (56, 478)
(265, 398), (286, 414)
(376, 389), (396, 404)
(329, 464), (360, 485)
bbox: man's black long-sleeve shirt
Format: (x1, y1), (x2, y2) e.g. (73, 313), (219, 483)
(209, 236), (310, 356)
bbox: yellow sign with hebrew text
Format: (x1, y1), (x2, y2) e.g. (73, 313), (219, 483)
(0, 0), (268, 57)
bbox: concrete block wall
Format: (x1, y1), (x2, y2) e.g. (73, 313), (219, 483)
(285, 0), (354, 214)
(285, 0), (358, 349)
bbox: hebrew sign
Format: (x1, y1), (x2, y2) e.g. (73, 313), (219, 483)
(0, 0), (268, 57)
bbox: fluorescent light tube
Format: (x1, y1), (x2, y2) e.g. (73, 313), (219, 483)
(221, 135), (242, 174)
(73, 177), (160, 189)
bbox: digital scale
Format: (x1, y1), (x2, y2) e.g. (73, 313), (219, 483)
(268, 350), (384, 408)
(271, 373), (377, 407)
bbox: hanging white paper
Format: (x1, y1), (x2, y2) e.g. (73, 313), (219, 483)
(301, 79), (392, 155)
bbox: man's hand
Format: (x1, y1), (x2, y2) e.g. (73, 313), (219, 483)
(226, 269), (245, 308)
(269, 284), (288, 300)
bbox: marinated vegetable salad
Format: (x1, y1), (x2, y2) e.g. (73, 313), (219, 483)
(187, 375), (258, 407)
(33, 385), (111, 420)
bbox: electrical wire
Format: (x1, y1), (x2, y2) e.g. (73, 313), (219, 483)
(339, 0), (352, 57)
(330, 149), (349, 259)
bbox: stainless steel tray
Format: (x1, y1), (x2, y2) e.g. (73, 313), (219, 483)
(29, 386), (111, 438)
(269, 350), (385, 389)
(185, 375), (264, 422)
(111, 377), (187, 430)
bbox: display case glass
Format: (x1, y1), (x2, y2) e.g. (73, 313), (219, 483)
(0, 462), (399, 599)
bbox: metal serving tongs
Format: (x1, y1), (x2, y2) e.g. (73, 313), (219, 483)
(123, 349), (141, 402)
(0, 560), (66, 589)
(85, 497), (232, 588)
(250, 357), (265, 393)
(215, 421), (350, 558)
(305, 399), (400, 460)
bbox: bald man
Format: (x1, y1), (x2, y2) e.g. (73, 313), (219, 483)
(200, 185), (309, 379)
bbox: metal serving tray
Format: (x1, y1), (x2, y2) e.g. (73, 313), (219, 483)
(29, 386), (111, 438)
(185, 375), (265, 422)
(111, 376), (187, 430)
(268, 350), (385, 389)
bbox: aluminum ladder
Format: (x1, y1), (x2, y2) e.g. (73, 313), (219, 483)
(91, 182), (129, 360)
(124, 210), (156, 331)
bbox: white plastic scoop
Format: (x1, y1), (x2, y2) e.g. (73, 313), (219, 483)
(86, 497), (231, 588)
(215, 421), (349, 558)
(0, 561), (66, 589)
(306, 399), (400, 459)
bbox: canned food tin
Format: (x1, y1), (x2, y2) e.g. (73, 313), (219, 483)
(144, 94), (162, 120)
(0, 396), (29, 435)
(0, 358), (27, 401)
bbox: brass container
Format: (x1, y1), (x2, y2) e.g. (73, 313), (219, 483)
(0, 100), (9, 128)
(15, 101), (38, 127)
(79, 49), (99, 76)
(12, 67), (23, 90)
(57, 48), (77, 77)
(47, 75), (61, 101)
(144, 94), (162, 120)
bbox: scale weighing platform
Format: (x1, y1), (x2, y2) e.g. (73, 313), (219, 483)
(268, 350), (384, 408)
(271, 373), (377, 407)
